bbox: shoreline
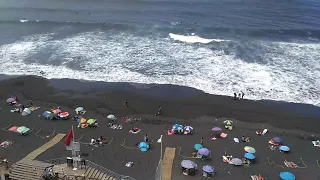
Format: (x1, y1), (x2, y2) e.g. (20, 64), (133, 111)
(1, 74), (319, 118)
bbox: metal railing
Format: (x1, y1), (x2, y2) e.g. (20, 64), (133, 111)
(154, 159), (162, 180)
(45, 157), (136, 180)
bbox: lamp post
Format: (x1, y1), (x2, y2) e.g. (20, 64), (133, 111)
(157, 135), (163, 180)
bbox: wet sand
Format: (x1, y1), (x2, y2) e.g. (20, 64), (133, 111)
(0, 75), (320, 179)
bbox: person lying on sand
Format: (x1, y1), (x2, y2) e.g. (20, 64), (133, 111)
(129, 127), (141, 133)
(98, 136), (107, 145)
(192, 151), (197, 158)
(241, 136), (250, 142)
(256, 129), (262, 136)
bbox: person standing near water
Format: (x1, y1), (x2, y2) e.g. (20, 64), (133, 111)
(234, 93), (237, 100)
(124, 100), (128, 108)
(241, 91), (245, 99)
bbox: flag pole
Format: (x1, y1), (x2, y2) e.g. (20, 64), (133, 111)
(71, 125), (77, 170)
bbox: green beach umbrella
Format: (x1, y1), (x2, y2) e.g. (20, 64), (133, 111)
(87, 119), (96, 125)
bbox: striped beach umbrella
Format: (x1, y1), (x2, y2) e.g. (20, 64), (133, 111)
(184, 126), (193, 131)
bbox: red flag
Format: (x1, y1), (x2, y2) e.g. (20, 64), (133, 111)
(64, 129), (73, 146)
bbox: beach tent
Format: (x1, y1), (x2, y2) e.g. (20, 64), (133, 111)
(21, 108), (31, 116)
(194, 144), (203, 150)
(202, 165), (214, 173)
(244, 153), (255, 160)
(279, 171), (295, 180)
(43, 111), (51, 118)
(16, 126), (30, 135)
(181, 160), (197, 169)
(48, 113), (59, 120)
(231, 158), (242, 166)
(139, 142), (149, 152)
(198, 148), (210, 156)
(6, 97), (16, 103)
(244, 146), (256, 153)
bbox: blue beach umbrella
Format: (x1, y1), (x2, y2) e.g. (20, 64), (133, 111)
(139, 142), (149, 152)
(181, 160), (197, 169)
(194, 144), (203, 150)
(202, 165), (214, 173)
(280, 171), (295, 180)
(184, 126), (193, 131)
(272, 137), (282, 143)
(43, 111), (51, 118)
(244, 153), (255, 160)
(279, 145), (290, 152)
(198, 148), (210, 156)
(172, 124), (183, 131)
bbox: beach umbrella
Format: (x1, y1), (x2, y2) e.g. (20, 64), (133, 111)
(194, 144), (203, 150)
(244, 146), (256, 153)
(211, 127), (222, 131)
(6, 97), (16, 103)
(231, 158), (243, 166)
(52, 109), (62, 114)
(43, 111), (51, 118)
(181, 160), (197, 169)
(223, 120), (233, 125)
(198, 148), (210, 156)
(75, 107), (84, 112)
(80, 118), (87, 124)
(59, 112), (69, 118)
(279, 145), (290, 152)
(172, 124), (183, 130)
(280, 172), (295, 180)
(107, 114), (116, 120)
(202, 165), (214, 173)
(244, 153), (255, 160)
(272, 137), (282, 143)
(184, 126), (193, 131)
(21, 108), (31, 116)
(87, 119), (96, 125)
(139, 142), (149, 152)
(16, 126), (30, 134)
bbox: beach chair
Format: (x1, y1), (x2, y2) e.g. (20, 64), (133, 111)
(284, 160), (298, 168)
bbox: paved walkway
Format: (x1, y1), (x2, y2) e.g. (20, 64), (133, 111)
(161, 147), (176, 180)
(24, 133), (66, 160)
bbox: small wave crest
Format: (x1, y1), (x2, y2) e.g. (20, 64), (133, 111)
(169, 33), (227, 44)
(20, 20), (28, 23)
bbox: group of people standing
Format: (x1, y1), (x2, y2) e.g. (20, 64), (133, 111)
(234, 91), (245, 100)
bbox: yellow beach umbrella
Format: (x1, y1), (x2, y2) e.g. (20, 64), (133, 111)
(80, 118), (87, 124)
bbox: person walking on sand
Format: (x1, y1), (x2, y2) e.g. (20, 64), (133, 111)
(124, 100), (128, 108)
(29, 99), (33, 106)
(234, 93), (237, 100)
(156, 106), (162, 116)
(200, 137), (204, 145)
(144, 134), (148, 142)
(241, 91), (245, 99)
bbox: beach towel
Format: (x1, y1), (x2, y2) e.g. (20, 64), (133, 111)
(312, 140), (320, 147)
(262, 129), (268, 135)
(251, 175), (264, 180)
(29, 106), (40, 111)
(211, 137), (217, 141)
(168, 130), (173, 135)
(220, 133), (228, 138)
(0, 140), (13, 148)
(233, 138), (239, 143)
(125, 162), (134, 167)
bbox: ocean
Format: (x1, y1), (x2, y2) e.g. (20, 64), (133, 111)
(0, 0), (319, 106)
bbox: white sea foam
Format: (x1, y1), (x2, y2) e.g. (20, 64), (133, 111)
(0, 31), (319, 106)
(169, 33), (227, 43)
(20, 20), (28, 23)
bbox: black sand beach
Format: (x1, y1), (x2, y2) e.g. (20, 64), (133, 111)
(1, 75), (320, 180)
